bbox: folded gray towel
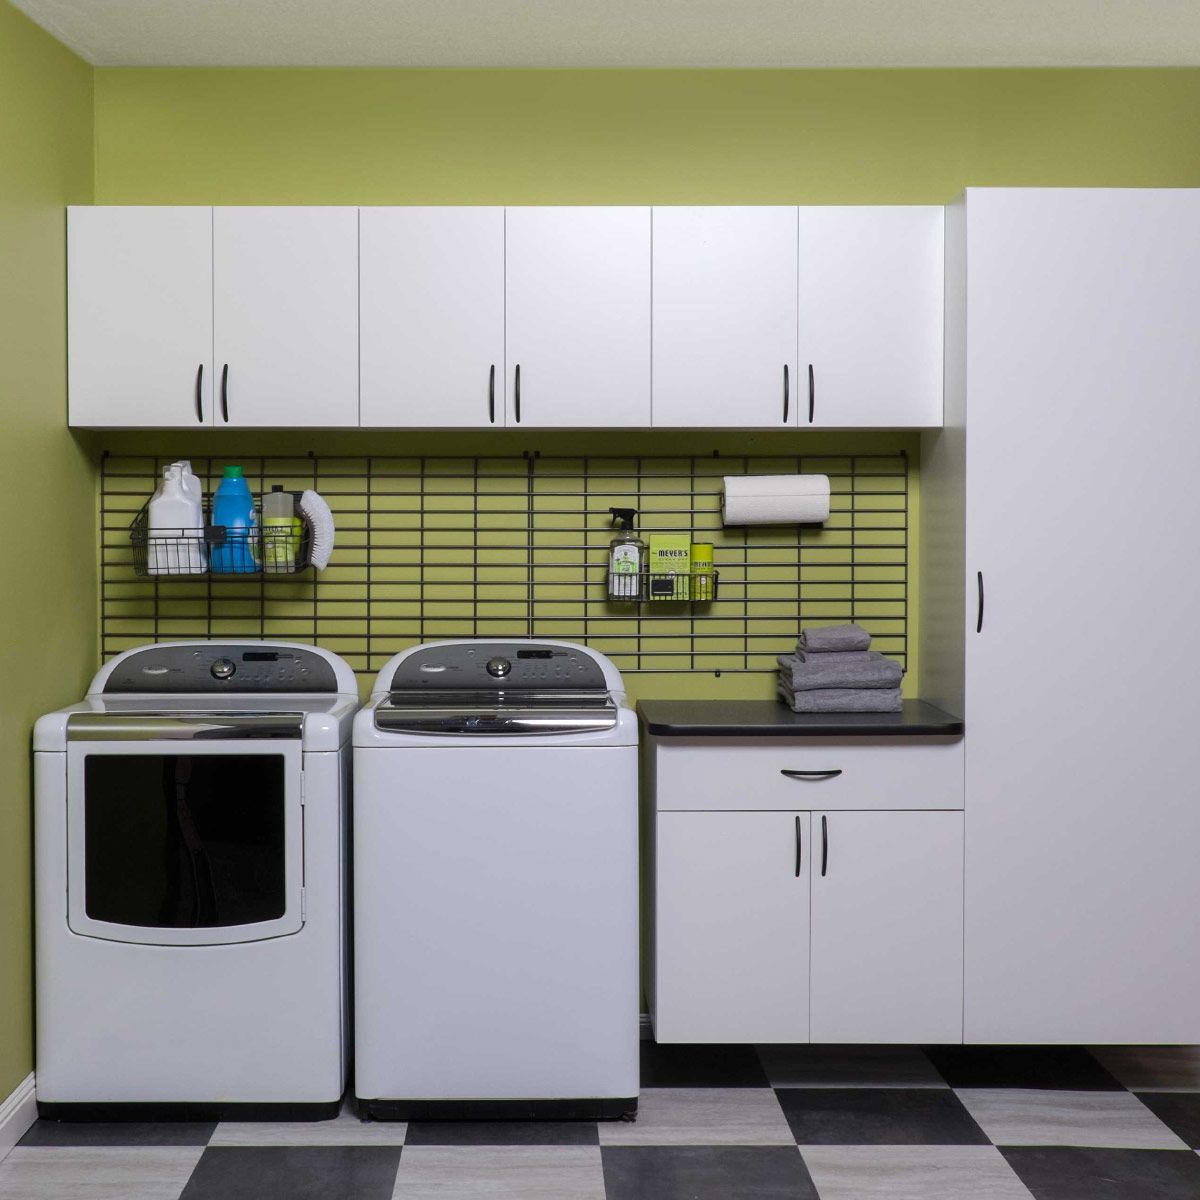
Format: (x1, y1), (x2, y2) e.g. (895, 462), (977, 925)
(786, 649), (872, 666)
(798, 623), (871, 654)
(777, 651), (903, 691)
(777, 681), (902, 713)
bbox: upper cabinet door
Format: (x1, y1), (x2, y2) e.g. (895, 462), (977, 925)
(213, 208), (358, 428)
(810, 810), (963, 1044)
(505, 207), (651, 428)
(652, 207), (798, 428)
(361, 208), (505, 429)
(798, 206), (943, 428)
(68, 207), (214, 428)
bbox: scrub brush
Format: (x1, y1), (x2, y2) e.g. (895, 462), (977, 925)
(299, 489), (336, 571)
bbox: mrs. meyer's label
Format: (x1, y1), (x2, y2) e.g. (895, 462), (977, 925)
(648, 534), (692, 600)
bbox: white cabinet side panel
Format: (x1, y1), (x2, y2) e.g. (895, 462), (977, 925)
(963, 187), (1200, 1043)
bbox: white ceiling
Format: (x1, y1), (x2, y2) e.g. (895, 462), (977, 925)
(13, 0), (1200, 68)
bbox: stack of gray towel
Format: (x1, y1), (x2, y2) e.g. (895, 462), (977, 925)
(777, 623), (903, 713)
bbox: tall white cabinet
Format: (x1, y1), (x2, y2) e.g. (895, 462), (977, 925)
(922, 187), (1200, 1044)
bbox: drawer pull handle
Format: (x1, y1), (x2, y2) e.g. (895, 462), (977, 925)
(780, 769), (842, 780)
(821, 814), (829, 877)
(794, 815), (802, 878)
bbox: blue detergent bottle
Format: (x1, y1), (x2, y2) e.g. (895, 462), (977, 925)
(210, 465), (259, 574)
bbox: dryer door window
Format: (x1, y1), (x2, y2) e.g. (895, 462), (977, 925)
(66, 741), (305, 946)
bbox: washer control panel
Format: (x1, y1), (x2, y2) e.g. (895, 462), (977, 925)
(103, 644), (339, 693)
(390, 642), (607, 692)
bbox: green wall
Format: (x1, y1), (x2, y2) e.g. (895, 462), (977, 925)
(94, 68), (1200, 205)
(0, 1), (94, 1100)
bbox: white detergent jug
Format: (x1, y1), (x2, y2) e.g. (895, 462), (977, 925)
(148, 462), (207, 575)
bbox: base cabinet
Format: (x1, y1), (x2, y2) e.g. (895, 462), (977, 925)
(651, 807), (964, 1044)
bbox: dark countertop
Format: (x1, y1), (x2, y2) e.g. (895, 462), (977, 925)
(637, 699), (963, 738)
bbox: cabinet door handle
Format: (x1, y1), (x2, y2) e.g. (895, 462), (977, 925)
(808, 364), (815, 423)
(821, 814), (829, 877)
(488, 364), (496, 425)
(783, 364), (790, 423)
(781, 769), (842, 781)
(976, 570), (985, 633)
(794, 815), (802, 878)
(220, 363), (230, 424)
(194, 363), (204, 423)
(514, 363), (521, 424)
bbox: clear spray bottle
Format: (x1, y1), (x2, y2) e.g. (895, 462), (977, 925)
(607, 507), (645, 600)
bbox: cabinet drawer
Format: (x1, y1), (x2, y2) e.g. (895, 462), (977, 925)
(652, 737), (963, 812)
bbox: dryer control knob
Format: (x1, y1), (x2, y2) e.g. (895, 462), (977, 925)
(211, 657), (237, 680)
(486, 657), (512, 678)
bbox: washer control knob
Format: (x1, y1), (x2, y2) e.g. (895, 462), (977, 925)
(210, 658), (236, 680)
(486, 657), (512, 678)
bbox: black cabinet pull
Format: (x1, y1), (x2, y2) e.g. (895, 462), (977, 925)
(783, 364), (790, 423)
(794, 815), (802, 878)
(220, 363), (230, 423)
(976, 570), (985, 633)
(781, 769), (842, 781)
(807, 364), (815, 423)
(194, 363), (204, 423)
(821, 814), (828, 877)
(488, 364), (496, 424)
(514, 363), (521, 424)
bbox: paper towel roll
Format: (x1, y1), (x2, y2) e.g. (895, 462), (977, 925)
(722, 474), (831, 525)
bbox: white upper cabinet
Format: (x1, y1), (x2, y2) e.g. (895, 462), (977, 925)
(212, 207), (359, 428)
(652, 207), (798, 428)
(360, 207), (505, 428)
(505, 207), (651, 428)
(798, 206), (944, 428)
(68, 207), (214, 428)
(809, 810), (963, 1044)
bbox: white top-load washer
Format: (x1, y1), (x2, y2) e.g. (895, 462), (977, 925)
(34, 640), (358, 1120)
(353, 639), (639, 1120)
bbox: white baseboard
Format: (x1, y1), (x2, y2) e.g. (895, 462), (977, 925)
(0, 1072), (36, 1163)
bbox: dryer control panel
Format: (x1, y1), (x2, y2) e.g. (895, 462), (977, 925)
(102, 644), (339, 693)
(388, 642), (607, 693)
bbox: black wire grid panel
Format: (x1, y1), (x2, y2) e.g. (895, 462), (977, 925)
(100, 451), (908, 683)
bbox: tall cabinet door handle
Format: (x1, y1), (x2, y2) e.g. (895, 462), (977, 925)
(194, 364), (204, 424)
(781, 769), (842, 781)
(820, 814), (828, 877)
(514, 363), (521, 424)
(976, 570), (985, 633)
(488, 364), (496, 425)
(794, 815), (803, 877)
(807, 364), (815, 423)
(783, 364), (790, 423)
(220, 364), (230, 424)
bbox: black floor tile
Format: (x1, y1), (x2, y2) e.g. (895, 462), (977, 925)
(1001, 1146), (1200, 1200)
(19, 1119), (216, 1146)
(179, 1146), (401, 1200)
(405, 1120), (599, 1145)
(775, 1087), (990, 1146)
(602, 1145), (818, 1200)
(923, 1045), (1122, 1090)
(641, 1042), (769, 1087)
(1133, 1093), (1200, 1149)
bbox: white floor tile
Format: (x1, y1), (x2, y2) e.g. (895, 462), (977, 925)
(800, 1145), (1034, 1200)
(597, 1088), (795, 1146)
(956, 1088), (1189, 1149)
(210, 1098), (406, 1146)
(391, 1145), (605, 1200)
(0, 1146), (202, 1200)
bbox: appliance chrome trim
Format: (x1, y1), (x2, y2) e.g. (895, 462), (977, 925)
(65, 712), (305, 741)
(376, 702), (618, 737)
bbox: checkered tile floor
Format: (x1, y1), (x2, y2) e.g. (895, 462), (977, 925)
(6, 1044), (1200, 1199)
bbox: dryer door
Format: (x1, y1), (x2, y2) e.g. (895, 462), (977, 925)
(65, 739), (305, 945)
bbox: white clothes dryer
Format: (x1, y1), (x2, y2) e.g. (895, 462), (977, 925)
(353, 639), (639, 1121)
(34, 641), (357, 1120)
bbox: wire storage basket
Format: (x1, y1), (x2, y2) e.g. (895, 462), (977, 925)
(130, 502), (312, 577)
(607, 570), (720, 602)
